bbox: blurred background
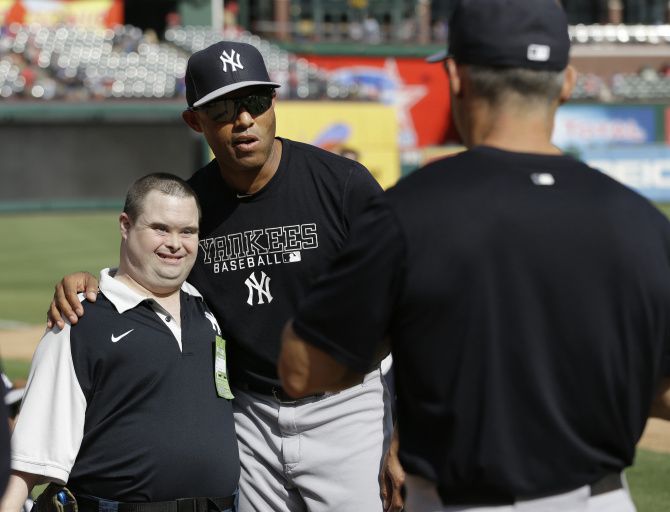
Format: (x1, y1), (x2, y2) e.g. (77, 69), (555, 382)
(1, 0), (670, 209)
(0, 2), (670, 509)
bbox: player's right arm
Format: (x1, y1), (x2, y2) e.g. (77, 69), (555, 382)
(47, 272), (99, 329)
(0, 471), (43, 512)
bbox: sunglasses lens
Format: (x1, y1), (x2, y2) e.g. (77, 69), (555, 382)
(200, 91), (273, 122)
(204, 100), (236, 123)
(242, 94), (273, 116)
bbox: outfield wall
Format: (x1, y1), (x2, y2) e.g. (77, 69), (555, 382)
(1, 101), (670, 211)
(0, 100), (400, 211)
(0, 122), (201, 210)
(418, 103), (670, 202)
(554, 104), (670, 201)
(0, 102), (202, 211)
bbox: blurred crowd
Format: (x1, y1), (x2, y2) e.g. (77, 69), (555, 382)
(1, 21), (670, 103)
(0, 23), (406, 103)
(572, 64), (670, 101)
(563, 0), (669, 25)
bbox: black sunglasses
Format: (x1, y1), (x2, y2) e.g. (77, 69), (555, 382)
(190, 90), (274, 123)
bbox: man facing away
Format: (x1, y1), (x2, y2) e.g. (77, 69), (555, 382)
(47, 41), (402, 511)
(279, 0), (670, 510)
(2, 174), (239, 512)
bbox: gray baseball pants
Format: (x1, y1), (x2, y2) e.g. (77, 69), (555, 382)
(404, 473), (636, 512)
(233, 368), (393, 511)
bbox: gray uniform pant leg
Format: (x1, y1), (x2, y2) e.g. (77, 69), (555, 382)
(233, 368), (393, 512)
(405, 473), (636, 512)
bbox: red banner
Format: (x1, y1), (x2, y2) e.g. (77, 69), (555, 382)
(301, 55), (455, 149)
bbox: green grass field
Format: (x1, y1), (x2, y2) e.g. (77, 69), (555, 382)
(0, 211), (118, 326)
(1, 209), (669, 511)
(655, 203), (670, 219)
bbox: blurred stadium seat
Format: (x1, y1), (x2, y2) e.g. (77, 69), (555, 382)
(0, 23), (370, 102)
(1, 22), (670, 102)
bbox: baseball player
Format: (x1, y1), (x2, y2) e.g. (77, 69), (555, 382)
(47, 42), (402, 512)
(2, 174), (239, 512)
(279, 1), (670, 510)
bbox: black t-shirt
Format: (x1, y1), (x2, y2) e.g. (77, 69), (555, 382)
(187, 138), (381, 388)
(293, 146), (670, 504)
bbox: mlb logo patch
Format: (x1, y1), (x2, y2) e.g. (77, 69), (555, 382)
(530, 173), (555, 186)
(527, 44), (551, 62)
(283, 252), (302, 263)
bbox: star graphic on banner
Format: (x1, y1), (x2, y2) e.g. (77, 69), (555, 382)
(380, 58), (428, 148)
(326, 59), (428, 148)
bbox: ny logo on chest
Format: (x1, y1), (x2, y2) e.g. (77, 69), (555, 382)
(245, 271), (273, 306)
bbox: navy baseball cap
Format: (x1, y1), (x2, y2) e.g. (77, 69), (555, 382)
(185, 41), (281, 108)
(428, 0), (570, 71)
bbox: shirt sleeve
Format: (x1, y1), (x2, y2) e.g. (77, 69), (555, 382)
(342, 162), (384, 230)
(11, 325), (87, 484)
(293, 195), (405, 373)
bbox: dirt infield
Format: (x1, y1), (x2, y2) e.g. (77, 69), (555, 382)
(1, 326), (669, 454)
(0, 326), (43, 360)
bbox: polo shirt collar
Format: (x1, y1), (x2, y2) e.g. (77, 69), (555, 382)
(99, 267), (203, 314)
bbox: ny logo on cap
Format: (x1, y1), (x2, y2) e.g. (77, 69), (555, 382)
(527, 44), (550, 63)
(220, 49), (244, 72)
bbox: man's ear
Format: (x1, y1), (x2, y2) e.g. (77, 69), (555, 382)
(182, 110), (204, 133)
(119, 212), (132, 240)
(445, 58), (462, 97)
(559, 65), (577, 105)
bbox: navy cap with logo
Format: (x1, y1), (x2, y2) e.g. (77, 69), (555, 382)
(428, 0), (570, 71)
(185, 41), (281, 108)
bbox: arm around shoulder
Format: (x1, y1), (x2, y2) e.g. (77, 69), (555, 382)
(47, 271), (100, 330)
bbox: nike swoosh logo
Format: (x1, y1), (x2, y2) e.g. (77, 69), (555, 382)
(111, 329), (134, 343)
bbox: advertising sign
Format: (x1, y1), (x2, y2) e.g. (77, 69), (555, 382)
(275, 101), (400, 189)
(580, 145), (670, 201)
(553, 105), (657, 151)
(302, 55), (452, 150)
(0, 0), (123, 28)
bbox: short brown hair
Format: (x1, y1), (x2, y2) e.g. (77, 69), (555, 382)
(123, 173), (201, 221)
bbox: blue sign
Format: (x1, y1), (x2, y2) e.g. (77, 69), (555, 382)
(553, 105), (657, 150)
(580, 145), (670, 201)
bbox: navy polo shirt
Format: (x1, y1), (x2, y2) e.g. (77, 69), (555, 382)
(12, 269), (239, 501)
